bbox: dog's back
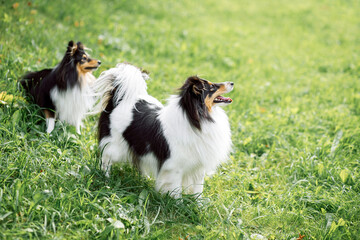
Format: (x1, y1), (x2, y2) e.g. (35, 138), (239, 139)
(94, 63), (150, 142)
(20, 69), (53, 101)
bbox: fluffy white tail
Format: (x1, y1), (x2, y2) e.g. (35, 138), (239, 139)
(92, 62), (149, 112)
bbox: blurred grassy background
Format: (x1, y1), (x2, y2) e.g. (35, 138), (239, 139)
(1, 0), (360, 239)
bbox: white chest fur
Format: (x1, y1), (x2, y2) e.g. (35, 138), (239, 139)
(50, 74), (95, 130)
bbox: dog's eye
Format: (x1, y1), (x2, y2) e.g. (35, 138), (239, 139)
(82, 56), (87, 60)
(210, 86), (215, 91)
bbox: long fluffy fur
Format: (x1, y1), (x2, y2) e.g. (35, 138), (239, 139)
(20, 41), (100, 133)
(95, 62), (233, 198)
(92, 63), (149, 111)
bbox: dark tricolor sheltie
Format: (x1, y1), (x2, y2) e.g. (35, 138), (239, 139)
(20, 41), (101, 133)
(94, 63), (233, 198)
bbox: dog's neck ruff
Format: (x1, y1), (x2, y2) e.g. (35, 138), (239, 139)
(159, 95), (232, 173)
(50, 73), (95, 126)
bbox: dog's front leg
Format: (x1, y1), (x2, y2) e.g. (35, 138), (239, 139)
(155, 163), (183, 198)
(75, 121), (82, 134)
(191, 170), (205, 197)
(44, 109), (55, 133)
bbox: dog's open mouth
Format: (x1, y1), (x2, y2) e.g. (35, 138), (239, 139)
(214, 95), (232, 104)
(85, 66), (99, 70)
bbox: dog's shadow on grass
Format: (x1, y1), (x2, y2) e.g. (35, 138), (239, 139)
(90, 164), (204, 225)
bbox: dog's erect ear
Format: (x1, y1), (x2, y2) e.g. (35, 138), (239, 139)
(187, 76), (205, 95)
(76, 42), (84, 50)
(67, 40), (78, 55)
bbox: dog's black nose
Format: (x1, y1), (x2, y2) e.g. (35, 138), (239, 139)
(98, 60), (102, 65)
(230, 82), (234, 86)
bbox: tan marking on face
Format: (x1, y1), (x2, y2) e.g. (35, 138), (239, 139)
(77, 59), (99, 74)
(76, 59), (98, 87)
(203, 84), (228, 111)
(204, 95), (213, 112)
(77, 63), (86, 75)
(218, 84), (227, 92)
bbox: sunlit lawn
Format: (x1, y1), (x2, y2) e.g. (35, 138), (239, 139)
(1, 0), (360, 239)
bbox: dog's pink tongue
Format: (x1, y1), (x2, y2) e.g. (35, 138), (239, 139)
(218, 96), (232, 102)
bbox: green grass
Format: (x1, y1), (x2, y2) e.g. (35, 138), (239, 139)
(1, 0), (360, 239)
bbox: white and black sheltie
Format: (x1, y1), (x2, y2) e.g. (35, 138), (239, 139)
(20, 41), (101, 133)
(95, 63), (233, 198)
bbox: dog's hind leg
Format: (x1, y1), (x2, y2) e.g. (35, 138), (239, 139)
(44, 109), (55, 133)
(100, 139), (128, 178)
(101, 146), (114, 178)
(99, 140), (112, 177)
(101, 154), (111, 178)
